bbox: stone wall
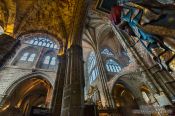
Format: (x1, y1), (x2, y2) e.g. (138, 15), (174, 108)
(0, 35), (58, 106)
(0, 66), (57, 104)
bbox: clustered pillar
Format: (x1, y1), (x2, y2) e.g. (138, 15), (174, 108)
(95, 50), (115, 108)
(51, 55), (66, 116)
(61, 45), (84, 116)
(60, 0), (88, 115)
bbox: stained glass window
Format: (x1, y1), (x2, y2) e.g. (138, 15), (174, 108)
(44, 56), (51, 64)
(87, 52), (99, 84)
(50, 57), (56, 65)
(28, 53), (36, 62)
(33, 40), (38, 45)
(25, 37), (58, 49)
(43, 56), (56, 66)
(54, 45), (57, 49)
(87, 52), (96, 73)
(38, 41), (42, 46)
(14, 35), (59, 69)
(20, 52), (36, 62)
(106, 59), (121, 73)
(20, 52), (29, 61)
(29, 40), (34, 44)
(101, 48), (114, 56)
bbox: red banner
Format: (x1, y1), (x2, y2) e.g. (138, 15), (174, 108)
(109, 6), (122, 25)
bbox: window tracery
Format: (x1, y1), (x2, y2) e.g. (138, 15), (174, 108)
(20, 52), (36, 62)
(25, 37), (58, 49)
(44, 56), (51, 64)
(28, 53), (36, 62)
(101, 48), (122, 73)
(13, 34), (59, 70)
(87, 52), (96, 73)
(20, 52), (29, 61)
(101, 48), (114, 56)
(87, 52), (99, 84)
(106, 59), (121, 73)
(50, 57), (56, 65)
(43, 56), (56, 66)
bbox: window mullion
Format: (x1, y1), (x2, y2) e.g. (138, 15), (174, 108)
(26, 53), (31, 61)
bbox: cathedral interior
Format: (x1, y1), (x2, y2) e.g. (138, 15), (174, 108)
(0, 0), (175, 116)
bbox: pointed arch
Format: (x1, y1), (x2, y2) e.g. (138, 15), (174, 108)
(1, 72), (54, 115)
(4, 72), (53, 96)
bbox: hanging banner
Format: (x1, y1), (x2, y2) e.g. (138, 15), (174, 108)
(109, 6), (122, 25)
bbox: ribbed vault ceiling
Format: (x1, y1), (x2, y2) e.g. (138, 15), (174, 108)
(83, 10), (110, 49)
(0, 0), (80, 44)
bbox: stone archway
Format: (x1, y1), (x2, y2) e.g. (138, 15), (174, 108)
(112, 82), (141, 116)
(109, 72), (151, 116)
(0, 75), (53, 116)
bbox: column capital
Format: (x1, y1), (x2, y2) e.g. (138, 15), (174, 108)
(61, 33), (85, 116)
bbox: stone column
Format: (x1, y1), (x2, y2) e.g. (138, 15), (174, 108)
(95, 50), (115, 108)
(60, 0), (88, 115)
(61, 45), (84, 116)
(51, 55), (66, 116)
